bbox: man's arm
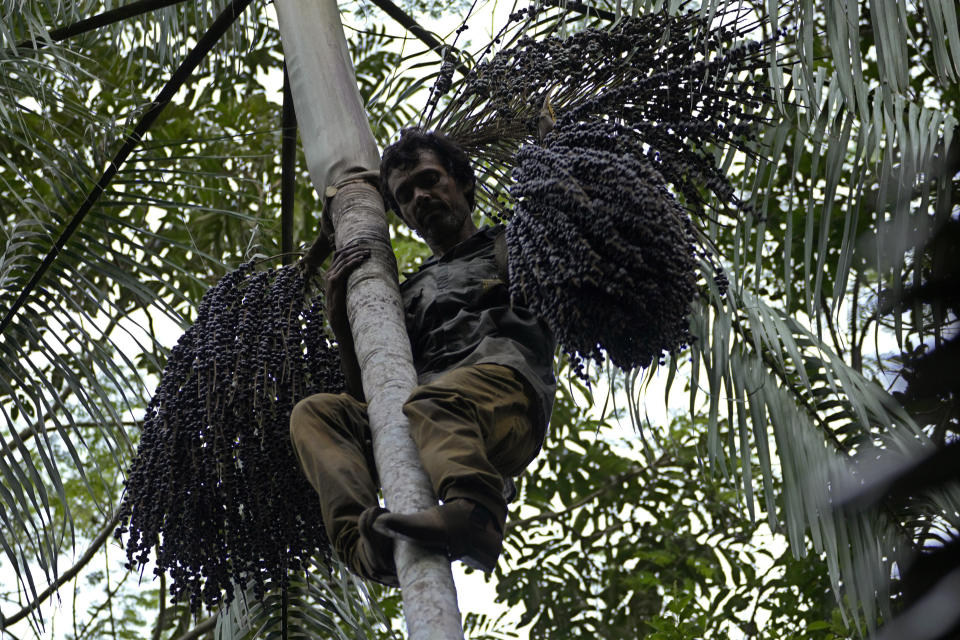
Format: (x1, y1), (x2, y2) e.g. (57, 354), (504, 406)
(324, 242), (370, 399)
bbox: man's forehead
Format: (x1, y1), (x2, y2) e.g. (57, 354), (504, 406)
(387, 149), (444, 187)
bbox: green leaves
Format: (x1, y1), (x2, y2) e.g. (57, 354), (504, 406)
(496, 384), (845, 638)
(677, 274), (924, 628)
(1, 2), (293, 633)
(348, 24), (422, 146)
(215, 557), (402, 640)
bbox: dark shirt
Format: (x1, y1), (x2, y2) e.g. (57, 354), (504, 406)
(400, 226), (556, 433)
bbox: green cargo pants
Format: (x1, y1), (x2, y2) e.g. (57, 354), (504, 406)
(289, 363), (543, 579)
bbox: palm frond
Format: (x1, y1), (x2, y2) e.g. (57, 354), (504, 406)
(215, 556), (401, 640)
(348, 23), (427, 146)
(9, 0), (189, 52)
(648, 269), (945, 628)
(0, 224), (162, 614)
(2, 1), (269, 74)
(722, 44), (942, 332)
(0, 1), (288, 625)
(1, 0), (256, 341)
(733, 3), (960, 345)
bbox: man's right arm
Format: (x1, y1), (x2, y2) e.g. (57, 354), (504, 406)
(324, 242), (370, 400)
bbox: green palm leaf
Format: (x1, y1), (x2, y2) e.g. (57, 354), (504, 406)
(215, 556), (400, 640)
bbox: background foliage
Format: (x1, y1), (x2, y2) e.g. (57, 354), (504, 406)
(1, 0), (958, 638)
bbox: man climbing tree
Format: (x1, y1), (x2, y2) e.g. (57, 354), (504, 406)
(289, 129), (556, 587)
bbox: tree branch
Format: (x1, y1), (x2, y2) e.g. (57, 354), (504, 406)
(14, 0), (190, 52)
(280, 66), (297, 266)
(540, 0), (617, 22)
(820, 290), (845, 358)
(851, 268), (861, 373)
(366, 0), (470, 76)
(72, 569), (131, 640)
(171, 615), (216, 640)
(0, 627), (23, 640)
(151, 571), (167, 640)
(365, 0), (616, 82)
(0, 509), (123, 628)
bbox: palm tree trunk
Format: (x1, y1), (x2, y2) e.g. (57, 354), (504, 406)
(274, 1), (464, 638)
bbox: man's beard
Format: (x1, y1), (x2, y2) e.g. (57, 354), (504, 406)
(418, 203), (463, 239)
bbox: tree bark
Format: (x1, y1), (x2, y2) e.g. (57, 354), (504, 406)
(274, 2), (464, 638)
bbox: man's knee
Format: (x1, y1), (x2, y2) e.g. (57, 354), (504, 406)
(289, 393), (367, 444)
(403, 387), (480, 452)
(403, 380), (478, 421)
(290, 393), (331, 442)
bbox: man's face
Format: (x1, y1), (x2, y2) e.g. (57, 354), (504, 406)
(386, 149), (473, 247)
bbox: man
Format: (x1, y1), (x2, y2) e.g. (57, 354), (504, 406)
(289, 129), (555, 586)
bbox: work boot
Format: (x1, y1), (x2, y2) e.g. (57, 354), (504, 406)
(354, 506), (399, 587)
(373, 499), (503, 572)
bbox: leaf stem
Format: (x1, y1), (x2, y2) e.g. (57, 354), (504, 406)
(13, 0), (190, 52)
(281, 67), (298, 266)
(171, 616), (216, 640)
(367, 0), (470, 76)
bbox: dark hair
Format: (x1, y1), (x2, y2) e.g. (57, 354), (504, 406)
(379, 128), (476, 214)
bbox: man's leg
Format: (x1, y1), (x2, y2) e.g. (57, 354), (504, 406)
(289, 393), (396, 586)
(376, 364), (543, 569)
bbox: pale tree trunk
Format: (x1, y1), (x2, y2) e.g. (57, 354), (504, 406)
(274, 1), (464, 638)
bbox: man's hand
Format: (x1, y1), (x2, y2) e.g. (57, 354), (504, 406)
(324, 241), (370, 399)
(325, 242), (371, 345)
